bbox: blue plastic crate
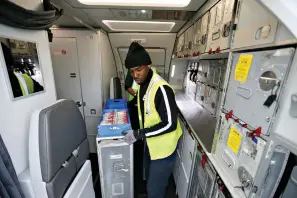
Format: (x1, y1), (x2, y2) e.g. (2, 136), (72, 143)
(97, 109), (131, 138)
(104, 99), (127, 110)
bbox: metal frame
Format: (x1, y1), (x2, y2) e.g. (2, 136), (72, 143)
(251, 134), (291, 198)
(0, 35), (47, 101)
(97, 138), (134, 198)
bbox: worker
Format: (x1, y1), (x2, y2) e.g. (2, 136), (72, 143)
(1, 42), (44, 98)
(122, 42), (182, 198)
(125, 42), (157, 130)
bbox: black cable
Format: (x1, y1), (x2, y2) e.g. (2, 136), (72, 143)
(0, 0), (63, 30)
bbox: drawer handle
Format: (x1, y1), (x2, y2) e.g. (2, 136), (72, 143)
(236, 86), (252, 99)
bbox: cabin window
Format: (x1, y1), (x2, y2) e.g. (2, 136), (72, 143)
(0, 37), (44, 99)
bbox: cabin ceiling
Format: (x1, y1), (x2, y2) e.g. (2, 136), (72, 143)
(51, 0), (206, 32)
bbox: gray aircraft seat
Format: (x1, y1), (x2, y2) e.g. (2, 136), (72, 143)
(18, 99), (95, 198)
(110, 76), (122, 99)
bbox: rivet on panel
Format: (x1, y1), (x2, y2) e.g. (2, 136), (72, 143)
(265, 117), (270, 122)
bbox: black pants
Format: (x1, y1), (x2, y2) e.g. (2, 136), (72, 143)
(144, 145), (177, 198)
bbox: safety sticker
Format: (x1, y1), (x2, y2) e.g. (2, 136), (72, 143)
(234, 54), (253, 83)
(227, 127), (242, 155)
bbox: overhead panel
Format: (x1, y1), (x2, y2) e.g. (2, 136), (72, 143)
(109, 9), (194, 21)
(110, 9), (153, 20)
(82, 8), (114, 17)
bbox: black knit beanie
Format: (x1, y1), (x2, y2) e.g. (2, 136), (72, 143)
(125, 42), (152, 69)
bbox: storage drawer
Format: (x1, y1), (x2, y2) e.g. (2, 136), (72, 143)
(177, 163), (189, 198)
(173, 152), (181, 184)
(181, 130), (195, 178)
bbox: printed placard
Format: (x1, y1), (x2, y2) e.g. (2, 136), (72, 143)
(234, 54), (253, 83)
(227, 127), (242, 154)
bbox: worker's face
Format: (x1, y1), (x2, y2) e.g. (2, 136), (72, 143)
(129, 65), (150, 84)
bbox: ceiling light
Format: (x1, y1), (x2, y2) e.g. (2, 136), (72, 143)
(78, 0), (191, 7)
(102, 20), (175, 32)
(141, 10), (146, 13)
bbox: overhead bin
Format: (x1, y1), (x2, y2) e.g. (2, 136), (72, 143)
(205, 0), (237, 53)
(206, 0), (225, 53)
(192, 12), (210, 55)
(219, 0), (236, 50)
(232, 0), (296, 49)
(177, 33), (185, 58)
(184, 26), (194, 57)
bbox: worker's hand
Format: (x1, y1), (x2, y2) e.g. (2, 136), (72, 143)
(122, 129), (145, 144)
(122, 130), (137, 145)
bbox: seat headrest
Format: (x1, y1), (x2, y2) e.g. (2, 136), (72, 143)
(38, 100), (87, 182)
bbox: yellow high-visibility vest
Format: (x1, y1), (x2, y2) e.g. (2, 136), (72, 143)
(14, 72), (34, 96)
(137, 72), (182, 160)
(128, 67), (157, 101)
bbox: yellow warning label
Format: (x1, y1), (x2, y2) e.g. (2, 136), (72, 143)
(227, 127), (242, 155)
(234, 54), (253, 83)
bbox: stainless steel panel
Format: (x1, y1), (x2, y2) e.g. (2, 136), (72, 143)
(98, 140), (133, 198)
(204, 164), (216, 198)
(177, 163), (189, 198)
(197, 60), (210, 83)
(173, 152), (181, 184)
(181, 131), (196, 178)
(224, 48), (295, 135)
(259, 146), (290, 198)
(177, 94), (217, 153)
(215, 113), (267, 195)
(208, 59), (226, 88)
(195, 82), (206, 106)
(204, 86), (220, 115)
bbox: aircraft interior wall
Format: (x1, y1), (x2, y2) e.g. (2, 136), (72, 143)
(0, 23), (57, 175)
(50, 29), (117, 153)
(109, 33), (176, 99)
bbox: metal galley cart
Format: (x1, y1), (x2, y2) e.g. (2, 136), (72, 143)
(97, 99), (134, 198)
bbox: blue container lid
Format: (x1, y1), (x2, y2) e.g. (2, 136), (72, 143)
(104, 99), (127, 110)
